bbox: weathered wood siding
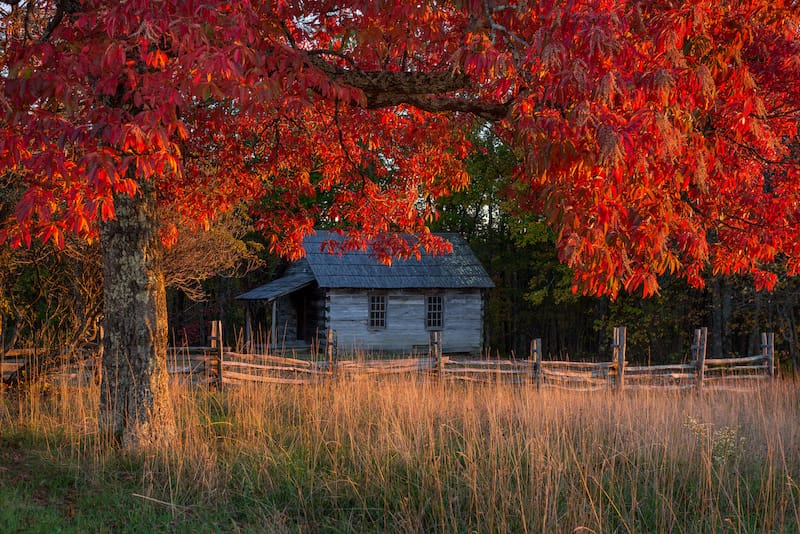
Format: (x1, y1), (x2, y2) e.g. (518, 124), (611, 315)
(274, 295), (298, 344)
(327, 289), (484, 354)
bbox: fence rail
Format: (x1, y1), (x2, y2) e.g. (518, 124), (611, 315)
(159, 325), (777, 391)
(2, 323), (779, 391)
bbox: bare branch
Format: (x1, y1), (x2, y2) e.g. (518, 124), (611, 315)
(162, 214), (263, 302)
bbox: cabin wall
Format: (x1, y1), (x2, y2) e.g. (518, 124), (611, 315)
(274, 295), (298, 344)
(326, 289), (484, 354)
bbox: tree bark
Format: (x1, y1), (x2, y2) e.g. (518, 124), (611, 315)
(306, 55), (511, 120)
(710, 277), (732, 359)
(99, 181), (175, 449)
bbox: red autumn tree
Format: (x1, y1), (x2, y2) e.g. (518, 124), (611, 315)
(1, 0), (798, 447)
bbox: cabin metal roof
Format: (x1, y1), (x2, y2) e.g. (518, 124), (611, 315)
(237, 231), (494, 300)
(236, 272), (316, 301)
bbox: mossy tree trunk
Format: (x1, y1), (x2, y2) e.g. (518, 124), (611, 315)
(99, 182), (175, 448)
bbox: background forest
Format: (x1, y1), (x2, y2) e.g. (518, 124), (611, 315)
(2, 131), (799, 371)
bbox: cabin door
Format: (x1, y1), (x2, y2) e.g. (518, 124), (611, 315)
(292, 292), (308, 341)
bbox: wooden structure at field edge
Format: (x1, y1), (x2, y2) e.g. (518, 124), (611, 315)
(1, 321), (778, 391)
(160, 322), (777, 391)
(236, 231), (494, 355)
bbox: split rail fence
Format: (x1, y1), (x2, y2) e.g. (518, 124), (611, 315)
(1, 322), (778, 391)
(164, 323), (778, 391)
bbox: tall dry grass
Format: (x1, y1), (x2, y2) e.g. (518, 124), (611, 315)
(2, 375), (799, 532)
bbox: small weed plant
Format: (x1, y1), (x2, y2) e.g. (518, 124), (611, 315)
(684, 414), (746, 469)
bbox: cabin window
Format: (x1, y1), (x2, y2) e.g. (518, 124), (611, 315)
(369, 295), (387, 328)
(426, 295), (443, 330)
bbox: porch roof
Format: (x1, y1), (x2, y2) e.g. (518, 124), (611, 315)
(236, 272), (316, 301)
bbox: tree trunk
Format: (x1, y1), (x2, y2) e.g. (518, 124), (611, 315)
(99, 182), (175, 448)
(710, 278), (732, 359)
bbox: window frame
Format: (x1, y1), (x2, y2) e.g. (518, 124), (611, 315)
(425, 294), (444, 331)
(368, 294), (387, 329)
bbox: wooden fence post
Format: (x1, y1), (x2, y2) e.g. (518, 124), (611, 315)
(243, 304), (252, 353)
(531, 338), (542, 389)
(613, 326), (626, 391)
(762, 332), (776, 381)
(693, 327), (707, 389)
(326, 329), (338, 378)
(211, 320), (223, 388)
(430, 331), (443, 379)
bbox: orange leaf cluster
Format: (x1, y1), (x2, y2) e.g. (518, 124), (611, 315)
(1, 0), (798, 296)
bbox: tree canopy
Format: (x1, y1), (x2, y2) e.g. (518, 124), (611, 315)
(1, 0), (799, 446)
(2, 0), (799, 296)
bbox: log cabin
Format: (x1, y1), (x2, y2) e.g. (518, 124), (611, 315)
(236, 231), (494, 354)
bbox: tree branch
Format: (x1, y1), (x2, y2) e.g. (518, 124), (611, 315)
(40, 0), (79, 42)
(366, 92), (511, 121)
(306, 55), (511, 121)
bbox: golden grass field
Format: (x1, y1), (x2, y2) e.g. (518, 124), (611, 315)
(1, 375), (799, 532)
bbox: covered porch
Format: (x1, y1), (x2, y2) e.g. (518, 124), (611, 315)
(236, 273), (324, 351)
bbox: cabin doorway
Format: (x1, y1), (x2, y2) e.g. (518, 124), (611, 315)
(293, 292), (307, 341)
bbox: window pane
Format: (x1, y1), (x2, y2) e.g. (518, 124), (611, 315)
(369, 295), (386, 328)
(426, 295), (443, 329)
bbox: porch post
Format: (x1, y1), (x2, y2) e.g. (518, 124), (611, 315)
(270, 299), (278, 348)
(244, 304), (252, 351)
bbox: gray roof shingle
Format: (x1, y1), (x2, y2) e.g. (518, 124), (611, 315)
(303, 231), (494, 289)
(237, 231), (494, 301)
